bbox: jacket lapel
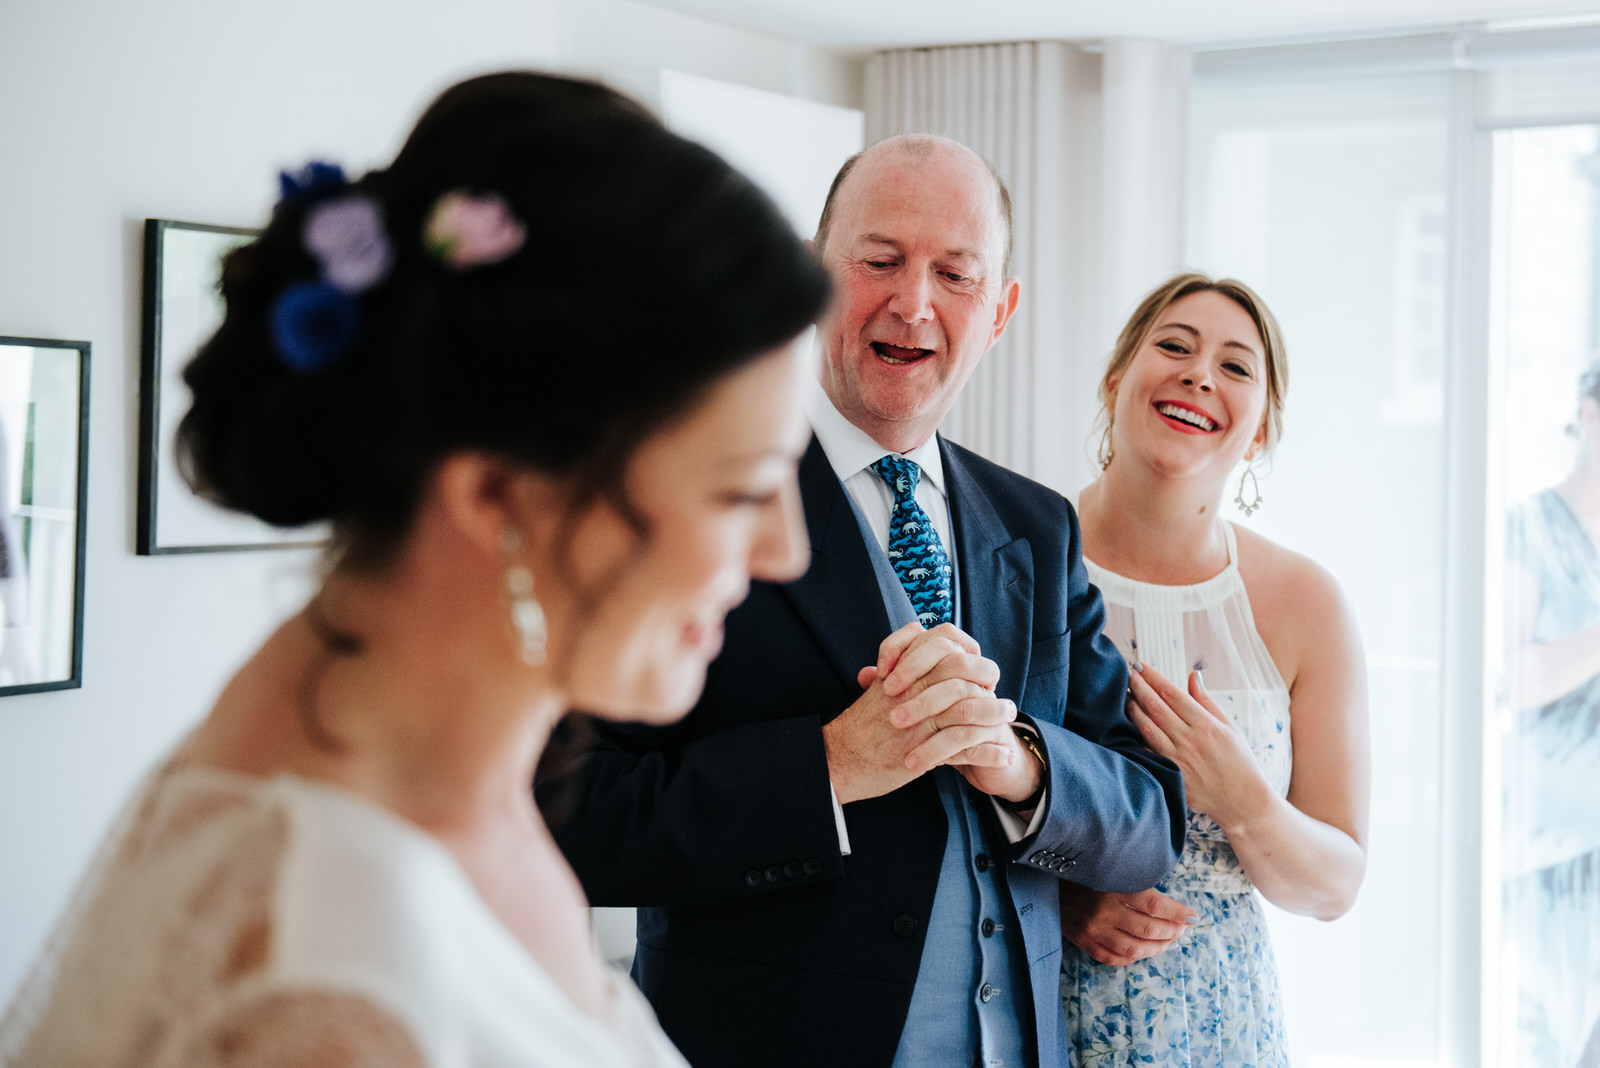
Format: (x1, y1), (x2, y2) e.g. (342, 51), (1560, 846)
(778, 437), (893, 699)
(941, 438), (1034, 700)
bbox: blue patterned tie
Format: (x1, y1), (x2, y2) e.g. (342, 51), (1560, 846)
(871, 455), (954, 628)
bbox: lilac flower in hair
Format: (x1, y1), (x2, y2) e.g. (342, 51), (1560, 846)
(304, 196), (393, 294)
(424, 191), (526, 269)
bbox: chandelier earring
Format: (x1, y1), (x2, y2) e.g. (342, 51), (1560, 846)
(1096, 416), (1116, 470)
(1234, 462), (1264, 517)
(500, 527), (547, 666)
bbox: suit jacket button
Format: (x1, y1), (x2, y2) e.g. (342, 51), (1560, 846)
(974, 853), (990, 872)
(981, 918), (996, 938)
(802, 858), (822, 876)
(744, 870), (762, 888)
(892, 914), (918, 938)
(764, 866), (783, 883)
(783, 861), (801, 879)
(979, 982), (997, 1003)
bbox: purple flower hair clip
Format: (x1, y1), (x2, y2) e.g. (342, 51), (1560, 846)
(423, 191), (525, 270)
(303, 195), (393, 294)
(267, 159), (395, 375)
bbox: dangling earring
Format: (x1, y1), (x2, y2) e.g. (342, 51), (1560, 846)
(1096, 415), (1116, 470)
(1234, 463), (1263, 516)
(500, 528), (547, 666)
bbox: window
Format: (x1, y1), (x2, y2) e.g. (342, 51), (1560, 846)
(1489, 121), (1600, 1068)
(1191, 30), (1600, 1067)
(1190, 71), (1454, 1068)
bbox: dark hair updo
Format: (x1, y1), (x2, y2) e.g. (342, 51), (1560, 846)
(178, 71), (831, 565)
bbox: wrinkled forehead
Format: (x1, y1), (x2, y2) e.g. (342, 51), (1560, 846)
(833, 145), (1007, 271)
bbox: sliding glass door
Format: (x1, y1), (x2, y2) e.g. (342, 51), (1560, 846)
(1489, 121), (1600, 1068)
(1189, 71), (1455, 1068)
(1191, 38), (1600, 1067)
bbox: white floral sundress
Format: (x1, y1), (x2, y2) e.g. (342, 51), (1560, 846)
(1062, 521), (1293, 1067)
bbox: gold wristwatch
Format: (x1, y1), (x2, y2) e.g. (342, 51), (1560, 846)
(1001, 726), (1047, 812)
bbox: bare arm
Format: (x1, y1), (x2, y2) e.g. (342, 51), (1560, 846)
(1127, 561), (1369, 920)
(1504, 559), (1600, 710)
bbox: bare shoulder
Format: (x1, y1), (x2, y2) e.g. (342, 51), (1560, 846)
(1232, 523), (1360, 688)
(1233, 524), (1347, 616)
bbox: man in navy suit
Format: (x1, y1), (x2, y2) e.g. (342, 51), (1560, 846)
(540, 135), (1184, 1068)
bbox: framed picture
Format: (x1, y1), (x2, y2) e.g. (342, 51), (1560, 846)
(138, 219), (327, 554)
(0, 337), (89, 696)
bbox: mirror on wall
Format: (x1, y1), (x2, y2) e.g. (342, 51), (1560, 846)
(138, 218), (326, 554)
(0, 337), (88, 696)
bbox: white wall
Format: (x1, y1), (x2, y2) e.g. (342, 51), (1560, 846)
(0, 0), (862, 1002)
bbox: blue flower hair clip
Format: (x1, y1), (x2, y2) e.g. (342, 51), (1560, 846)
(268, 161), (395, 374)
(277, 160), (347, 205)
(271, 281), (360, 374)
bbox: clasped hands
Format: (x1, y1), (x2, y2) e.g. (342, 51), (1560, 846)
(822, 621), (1040, 806)
(1063, 661), (1271, 966)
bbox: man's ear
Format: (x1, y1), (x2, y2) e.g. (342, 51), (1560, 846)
(987, 277), (1021, 349)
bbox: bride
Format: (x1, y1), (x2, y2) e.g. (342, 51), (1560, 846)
(0, 71), (829, 1067)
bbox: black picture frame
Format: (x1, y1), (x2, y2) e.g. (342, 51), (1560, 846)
(0, 336), (90, 696)
(137, 218), (326, 554)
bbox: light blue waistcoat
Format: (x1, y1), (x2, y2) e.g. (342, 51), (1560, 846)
(841, 491), (1036, 1068)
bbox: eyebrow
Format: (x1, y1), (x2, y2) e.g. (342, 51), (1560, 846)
(1156, 321), (1261, 358)
(858, 232), (987, 265)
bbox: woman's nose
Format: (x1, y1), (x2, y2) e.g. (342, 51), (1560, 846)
(752, 480), (810, 583)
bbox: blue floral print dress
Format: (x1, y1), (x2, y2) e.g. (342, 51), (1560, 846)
(1062, 521), (1293, 1067)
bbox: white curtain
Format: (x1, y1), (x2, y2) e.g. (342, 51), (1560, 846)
(866, 40), (1191, 496)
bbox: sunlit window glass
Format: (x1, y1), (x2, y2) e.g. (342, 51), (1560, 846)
(1190, 73), (1452, 1067)
(1491, 123), (1600, 1068)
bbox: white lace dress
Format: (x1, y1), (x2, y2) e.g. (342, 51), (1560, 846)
(1061, 521), (1294, 1067)
(0, 764), (688, 1068)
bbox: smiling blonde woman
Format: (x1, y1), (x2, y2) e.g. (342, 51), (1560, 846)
(1059, 272), (1371, 1067)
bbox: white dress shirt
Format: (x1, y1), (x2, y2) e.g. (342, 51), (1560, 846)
(808, 393), (955, 562)
(807, 392), (1046, 845)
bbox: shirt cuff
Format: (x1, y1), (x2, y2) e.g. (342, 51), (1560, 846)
(990, 724), (1048, 843)
(991, 783), (1048, 843)
(830, 781), (852, 856)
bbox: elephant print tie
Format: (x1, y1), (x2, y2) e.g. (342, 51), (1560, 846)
(871, 455), (953, 628)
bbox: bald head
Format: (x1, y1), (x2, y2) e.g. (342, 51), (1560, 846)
(815, 135), (1014, 277)
(810, 132), (1022, 453)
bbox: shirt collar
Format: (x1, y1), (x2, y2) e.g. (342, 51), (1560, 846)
(808, 389), (948, 496)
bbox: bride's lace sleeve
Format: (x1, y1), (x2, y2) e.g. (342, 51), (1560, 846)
(193, 989), (426, 1068)
(0, 769), (431, 1068)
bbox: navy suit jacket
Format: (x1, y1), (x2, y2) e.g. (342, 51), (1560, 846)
(541, 435), (1184, 1068)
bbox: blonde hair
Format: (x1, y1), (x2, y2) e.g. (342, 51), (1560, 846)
(1093, 272), (1288, 469)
